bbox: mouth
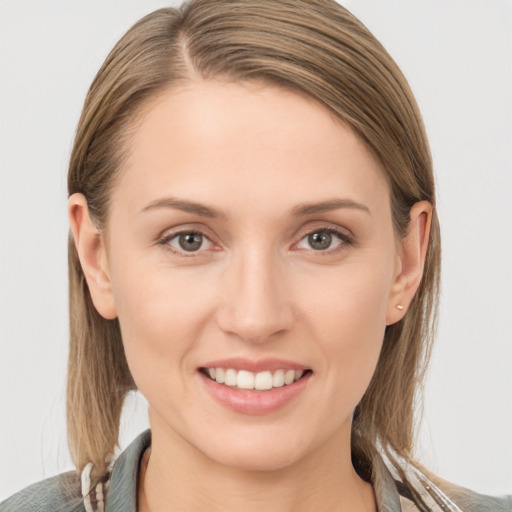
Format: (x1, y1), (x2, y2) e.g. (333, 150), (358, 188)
(198, 367), (312, 392)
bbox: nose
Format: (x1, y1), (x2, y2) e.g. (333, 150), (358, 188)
(215, 248), (295, 344)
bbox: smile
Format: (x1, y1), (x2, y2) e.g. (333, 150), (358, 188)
(198, 360), (313, 415)
(200, 367), (309, 391)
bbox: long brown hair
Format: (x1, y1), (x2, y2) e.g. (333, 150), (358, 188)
(67, 0), (440, 488)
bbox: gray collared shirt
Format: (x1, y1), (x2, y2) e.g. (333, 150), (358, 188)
(2, 429), (510, 511)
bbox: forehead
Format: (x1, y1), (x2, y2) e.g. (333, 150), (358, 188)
(112, 80), (390, 220)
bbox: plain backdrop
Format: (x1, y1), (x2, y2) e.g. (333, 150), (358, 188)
(1, 0), (511, 501)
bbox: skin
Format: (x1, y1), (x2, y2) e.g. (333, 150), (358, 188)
(69, 80), (431, 512)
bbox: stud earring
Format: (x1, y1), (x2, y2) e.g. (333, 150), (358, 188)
(395, 304), (404, 311)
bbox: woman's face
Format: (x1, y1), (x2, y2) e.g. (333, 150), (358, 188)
(100, 80), (405, 471)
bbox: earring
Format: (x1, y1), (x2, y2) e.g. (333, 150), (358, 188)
(395, 304), (404, 311)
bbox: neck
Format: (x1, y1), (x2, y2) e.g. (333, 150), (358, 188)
(138, 415), (376, 512)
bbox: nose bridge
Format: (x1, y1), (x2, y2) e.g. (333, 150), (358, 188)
(216, 243), (294, 343)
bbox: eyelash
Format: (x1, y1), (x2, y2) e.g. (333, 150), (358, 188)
(296, 227), (352, 256)
(158, 226), (353, 258)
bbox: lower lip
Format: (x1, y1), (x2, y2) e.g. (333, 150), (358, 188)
(199, 371), (311, 415)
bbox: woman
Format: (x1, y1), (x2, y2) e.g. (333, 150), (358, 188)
(1, 1), (510, 511)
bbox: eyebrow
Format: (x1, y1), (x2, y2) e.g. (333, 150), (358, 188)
(291, 198), (370, 216)
(141, 196), (370, 218)
(142, 197), (227, 219)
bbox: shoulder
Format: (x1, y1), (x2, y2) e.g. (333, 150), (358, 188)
(0, 430), (151, 512)
(431, 476), (512, 512)
(0, 471), (85, 512)
(372, 450), (511, 512)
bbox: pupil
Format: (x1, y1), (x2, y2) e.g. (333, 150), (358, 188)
(179, 233), (203, 251)
(309, 232), (332, 250)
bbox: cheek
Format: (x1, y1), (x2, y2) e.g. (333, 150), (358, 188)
(299, 257), (393, 397)
(109, 259), (217, 382)
(301, 255), (393, 338)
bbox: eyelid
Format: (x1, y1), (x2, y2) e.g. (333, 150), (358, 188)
(157, 226), (219, 257)
(293, 225), (353, 255)
(293, 220), (353, 243)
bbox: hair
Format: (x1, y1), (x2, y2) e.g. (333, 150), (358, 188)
(67, 0), (440, 494)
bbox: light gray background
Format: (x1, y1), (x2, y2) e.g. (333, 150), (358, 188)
(1, 0), (511, 501)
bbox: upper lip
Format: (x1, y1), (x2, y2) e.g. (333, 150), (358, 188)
(199, 357), (310, 373)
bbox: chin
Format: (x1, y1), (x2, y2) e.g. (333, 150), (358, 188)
(211, 446), (304, 473)
(193, 427), (315, 473)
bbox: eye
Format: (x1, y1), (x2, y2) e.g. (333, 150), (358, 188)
(162, 231), (213, 255)
(296, 228), (350, 253)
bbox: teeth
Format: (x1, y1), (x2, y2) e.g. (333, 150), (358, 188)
(225, 369), (237, 386)
(215, 368), (225, 384)
(254, 371), (273, 390)
(284, 369), (295, 385)
(237, 370), (255, 389)
(209, 367), (307, 390)
(272, 369), (285, 388)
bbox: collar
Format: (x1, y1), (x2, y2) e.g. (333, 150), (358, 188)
(104, 429), (406, 511)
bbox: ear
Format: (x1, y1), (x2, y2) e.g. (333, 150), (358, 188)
(68, 193), (118, 320)
(386, 201), (432, 325)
